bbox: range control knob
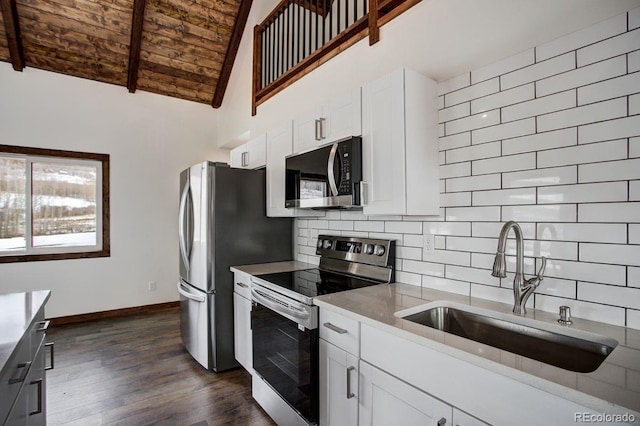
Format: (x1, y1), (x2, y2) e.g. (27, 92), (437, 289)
(373, 245), (386, 256)
(317, 239), (323, 248)
(363, 244), (374, 255)
(323, 239), (333, 249)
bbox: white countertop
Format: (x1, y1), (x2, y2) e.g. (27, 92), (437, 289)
(314, 283), (640, 417)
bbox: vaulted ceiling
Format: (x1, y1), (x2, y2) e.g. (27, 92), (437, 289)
(0, 0), (251, 106)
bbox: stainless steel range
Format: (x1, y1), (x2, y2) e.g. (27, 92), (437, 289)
(250, 235), (395, 426)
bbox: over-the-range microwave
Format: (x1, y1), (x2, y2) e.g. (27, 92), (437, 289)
(285, 136), (362, 209)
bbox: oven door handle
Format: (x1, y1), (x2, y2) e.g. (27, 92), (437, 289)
(251, 287), (310, 321)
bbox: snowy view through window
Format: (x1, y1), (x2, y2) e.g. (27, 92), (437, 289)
(0, 157), (97, 252)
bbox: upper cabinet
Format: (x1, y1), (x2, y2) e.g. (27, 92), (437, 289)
(230, 134), (267, 169)
(293, 88), (362, 154)
(361, 69), (440, 216)
(266, 121), (322, 218)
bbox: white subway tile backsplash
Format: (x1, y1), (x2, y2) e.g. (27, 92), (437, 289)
(536, 56), (626, 97)
(424, 249), (471, 267)
(446, 141), (501, 164)
(577, 29), (640, 67)
(579, 202), (640, 222)
(421, 276), (471, 296)
(446, 265), (500, 286)
(580, 243), (640, 267)
(578, 282), (640, 309)
(545, 259), (626, 286)
(628, 224), (640, 244)
(578, 115), (640, 144)
(535, 277), (577, 299)
(438, 72), (470, 96)
(445, 78), (500, 107)
(445, 206), (501, 222)
(472, 222), (536, 239)
(439, 102), (471, 123)
(385, 221), (422, 234)
(538, 182), (627, 204)
(472, 49), (534, 84)
(535, 295), (626, 326)
(631, 93), (640, 115)
(630, 50), (640, 73)
(440, 192), (471, 207)
(502, 128), (577, 155)
(439, 132), (471, 151)
(446, 236), (497, 254)
(630, 137), (640, 158)
(340, 211), (367, 220)
(472, 153), (536, 175)
(632, 181), (640, 201)
(445, 110), (500, 135)
(578, 158), (640, 183)
(354, 221), (384, 232)
(395, 271), (422, 286)
(537, 98), (627, 132)
(329, 221), (354, 231)
(402, 259), (444, 277)
(537, 223), (627, 244)
(470, 83), (534, 115)
(472, 118), (536, 145)
(628, 310), (640, 330)
(423, 221), (471, 236)
(308, 219), (328, 229)
(631, 6), (640, 30)
(439, 162), (471, 179)
(470, 284), (515, 306)
(503, 204), (577, 222)
(403, 234), (424, 247)
(501, 53), (575, 90)
(503, 165), (577, 188)
(397, 246), (423, 261)
(578, 71), (640, 105)
(630, 267), (640, 288)
(472, 187), (536, 206)
(446, 174), (501, 193)
(536, 13), (627, 62)
(538, 139), (627, 168)
(502, 91), (576, 123)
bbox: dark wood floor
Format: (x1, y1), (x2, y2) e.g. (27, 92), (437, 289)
(46, 306), (275, 426)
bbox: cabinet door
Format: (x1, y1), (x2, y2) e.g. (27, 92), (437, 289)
(452, 408), (489, 426)
(361, 69), (407, 215)
(323, 88), (361, 144)
(359, 361), (451, 426)
(233, 292), (252, 373)
(266, 121), (295, 217)
(230, 144), (247, 168)
(247, 134), (267, 169)
(293, 106), (323, 154)
(319, 340), (358, 426)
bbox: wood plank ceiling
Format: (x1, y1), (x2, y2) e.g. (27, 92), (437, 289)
(0, 0), (251, 106)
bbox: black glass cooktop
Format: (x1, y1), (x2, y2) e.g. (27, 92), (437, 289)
(254, 268), (381, 298)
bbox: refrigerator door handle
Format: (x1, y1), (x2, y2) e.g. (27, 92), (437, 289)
(178, 179), (193, 270)
(177, 280), (205, 303)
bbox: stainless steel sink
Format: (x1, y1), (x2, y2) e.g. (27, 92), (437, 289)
(395, 302), (618, 373)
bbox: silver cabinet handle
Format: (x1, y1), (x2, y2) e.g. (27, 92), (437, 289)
(45, 342), (55, 370)
(319, 117), (326, 139)
(360, 181), (368, 206)
(236, 282), (249, 288)
(315, 119), (321, 141)
(241, 151), (250, 167)
(9, 361), (32, 384)
(323, 322), (347, 334)
(437, 418), (447, 426)
(346, 366), (355, 399)
(29, 378), (43, 416)
(36, 320), (50, 332)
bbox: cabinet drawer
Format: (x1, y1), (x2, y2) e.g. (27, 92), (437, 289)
(319, 309), (359, 356)
(29, 308), (47, 358)
(0, 338), (31, 423)
(234, 272), (251, 299)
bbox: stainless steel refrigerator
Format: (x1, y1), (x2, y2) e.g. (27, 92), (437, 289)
(177, 162), (292, 372)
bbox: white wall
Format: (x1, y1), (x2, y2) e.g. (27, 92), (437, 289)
(217, 0), (640, 147)
(296, 7), (640, 330)
(0, 65), (226, 318)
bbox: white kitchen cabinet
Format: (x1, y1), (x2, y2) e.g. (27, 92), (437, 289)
(452, 408), (489, 426)
(361, 68), (439, 216)
(359, 360), (452, 426)
(266, 121), (321, 217)
(233, 272), (252, 373)
(230, 134), (267, 169)
(293, 88), (362, 154)
(319, 340), (359, 426)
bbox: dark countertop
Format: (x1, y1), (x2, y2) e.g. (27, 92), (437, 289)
(0, 290), (51, 373)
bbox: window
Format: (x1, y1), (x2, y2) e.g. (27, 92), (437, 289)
(0, 145), (109, 262)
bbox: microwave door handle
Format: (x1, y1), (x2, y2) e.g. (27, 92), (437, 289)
(327, 143), (340, 196)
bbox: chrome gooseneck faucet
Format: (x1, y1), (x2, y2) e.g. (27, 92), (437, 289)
(491, 221), (547, 315)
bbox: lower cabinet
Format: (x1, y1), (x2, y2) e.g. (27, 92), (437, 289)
(6, 339), (46, 426)
(319, 340), (358, 426)
(233, 290), (253, 373)
(359, 361), (451, 426)
(452, 408), (489, 426)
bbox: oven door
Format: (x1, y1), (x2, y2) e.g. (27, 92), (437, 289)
(251, 285), (319, 424)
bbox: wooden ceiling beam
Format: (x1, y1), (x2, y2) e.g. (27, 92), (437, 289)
(211, 0), (252, 108)
(127, 0), (146, 93)
(0, 0), (25, 71)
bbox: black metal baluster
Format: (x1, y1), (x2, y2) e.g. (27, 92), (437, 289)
(285, 2), (289, 73)
(315, 0), (319, 51)
(353, 0), (357, 24)
(307, 0), (311, 57)
(279, 14), (284, 78)
(297, 0), (301, 64)
(345, 0), (348, 31)
(270, 22), (275, 83)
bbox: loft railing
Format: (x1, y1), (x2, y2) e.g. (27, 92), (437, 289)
(252, 0), (421, 115)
